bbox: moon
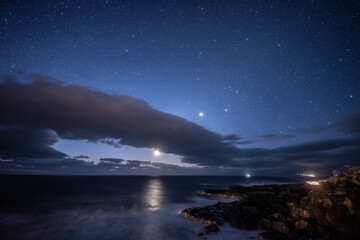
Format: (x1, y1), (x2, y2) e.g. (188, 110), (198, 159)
(199, 112), (204, 117)
(153, 149), (161, 157)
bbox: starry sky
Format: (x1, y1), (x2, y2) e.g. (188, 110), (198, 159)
(0, 0), (359, 176)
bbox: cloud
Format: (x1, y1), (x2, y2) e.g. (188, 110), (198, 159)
(334, 112), (360, 134)
(0, 156), (210, 175)
(0, 126), (67, 159)
(259, 133), (293, 140)
(0, 74), (238, 160)
(0, 73), (359, 176)
(99, 158), (125, 163)
(75, 155), (89, 159)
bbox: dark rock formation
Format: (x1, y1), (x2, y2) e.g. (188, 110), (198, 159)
(181, 166), (360, 239)
(202, 223), (220, 233)
(300, 166), (360, 238)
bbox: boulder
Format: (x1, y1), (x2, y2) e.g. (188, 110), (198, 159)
(268, 213), (285, 222)
(258, 218), (272, 230)
(295, 220), (311, 231)
(288, 202), (311, 220)
(271, 221), (289, 234)
(285, 218), (295, 231)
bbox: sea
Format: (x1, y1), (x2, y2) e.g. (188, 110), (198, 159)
(0, 175), (299, 240)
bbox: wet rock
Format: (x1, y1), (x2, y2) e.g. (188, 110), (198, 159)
(316, 225), (326, 233)
(200, 189), (243, 199)
(268, 213), (285, 222)
(258, 218), (272, 230)
(295, 220), (311, 231)
(285, 218), (295, 231)
(271, 221), (289, 234)
(225, 203), (260, 229)
(286, 231), (298, 239)
(258, 232), (268, 240)
(202, 223), (219, 233)
(181, 166), (360, 240)
(258, 232), (269, 240)
(180, 207), (220, 225)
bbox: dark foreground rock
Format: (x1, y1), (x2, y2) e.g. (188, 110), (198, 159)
(181, 167), (360, 239)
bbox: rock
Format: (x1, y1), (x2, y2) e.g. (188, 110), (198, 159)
(295, 220), (311, 231)
(286, 232), (297, 239)
(285, 218), (295, 231)
(279, 190), (291, 196)
(268, 213), (285, 222)
(316, 226), (326, 233)
(224, 203), (260, 229)
(300, 166), (360, 234)
(180, 166), (360, 240)
(258, 218), (272, 230)
(181, 207), (221, 225)
(271, 221), (289, 234)
(258, 232), (268, 240)
(288, 202), (311, 220)
(200, 189), (244, 199)
(202, 224), (219, 233)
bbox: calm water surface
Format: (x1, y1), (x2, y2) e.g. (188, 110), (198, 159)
(0, 175), (296, 240)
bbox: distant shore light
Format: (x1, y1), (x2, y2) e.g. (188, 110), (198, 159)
(298, 173), (315, 178)
(246, 173), (251, 178)
(306, 181), (320, 185)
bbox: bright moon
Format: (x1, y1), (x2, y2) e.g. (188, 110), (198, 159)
(153, 149), (161, 157)
(199, 112), (204, 117)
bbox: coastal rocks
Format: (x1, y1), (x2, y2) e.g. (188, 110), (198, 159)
(200, 189), (244, 199)
(300, 166), (360, 236)
(271, 221), (289, 234)
(258, 218), (272, 230)
(181, 206), (220, 225)
(181, 166), (360, 239)
(288, 203), (311, 220)
(268, 213), (285, 222)
(295, 220), (311, 231)
(202, 223), (220, 233)
(225, 204), (259, 229)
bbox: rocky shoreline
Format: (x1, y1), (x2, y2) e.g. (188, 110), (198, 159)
(181, 167), (360, 239)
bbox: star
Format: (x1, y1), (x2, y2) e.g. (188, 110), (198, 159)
(199, 112), (204, 117)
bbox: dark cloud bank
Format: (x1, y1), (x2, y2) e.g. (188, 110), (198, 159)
(0, 74), (359, 176)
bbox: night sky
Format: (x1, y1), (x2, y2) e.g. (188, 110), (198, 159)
(0, 0), (359, 176)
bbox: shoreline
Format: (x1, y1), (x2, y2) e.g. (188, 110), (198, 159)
(181, 167), (360, 239)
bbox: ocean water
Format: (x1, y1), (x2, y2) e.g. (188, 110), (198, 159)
(0, 175), (296, 240)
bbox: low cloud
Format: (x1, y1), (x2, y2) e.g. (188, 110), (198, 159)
(99, 158), (125, 163)
(0, 126), (67, 159)
(0, 73), (359, 176)
(75, 155), (89, 159)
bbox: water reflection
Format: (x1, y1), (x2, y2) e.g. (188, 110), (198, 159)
(144, 177), (163, 211)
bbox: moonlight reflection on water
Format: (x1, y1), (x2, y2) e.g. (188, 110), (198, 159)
(145, 177), (163, 211)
